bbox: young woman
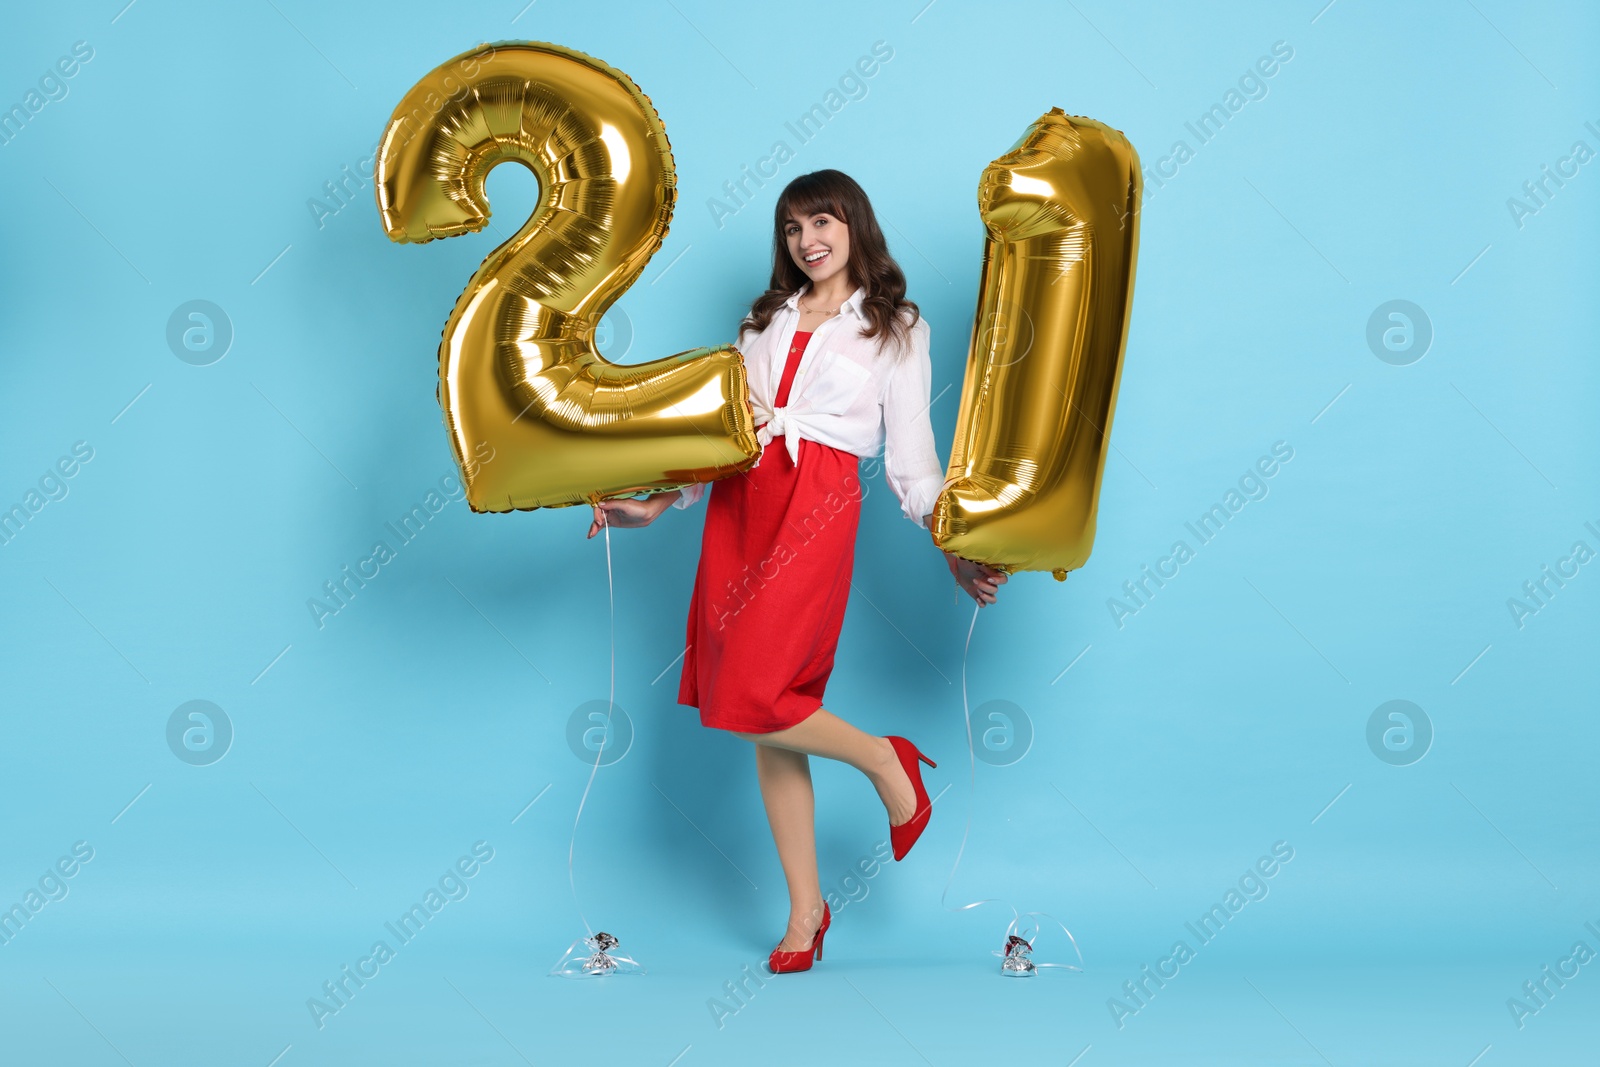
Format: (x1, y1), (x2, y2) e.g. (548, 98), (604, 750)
(585, 170), (1006, 973)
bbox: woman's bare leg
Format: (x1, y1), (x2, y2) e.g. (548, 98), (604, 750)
(736, 707), (920, 952)
(751, 743), (825, 952)
(737, 707), (917, 823)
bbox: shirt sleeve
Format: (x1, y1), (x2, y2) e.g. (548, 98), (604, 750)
(670, 480), (707, 510)
(671, 323), (751, 512)
(880, 318), (946, 530)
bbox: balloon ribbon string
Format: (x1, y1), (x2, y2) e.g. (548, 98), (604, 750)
(940, 600), (1015, 924)
(940, 596), (1085, 973)
(567, 517), (616, 939)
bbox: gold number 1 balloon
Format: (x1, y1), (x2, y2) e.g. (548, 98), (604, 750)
(933, 109), (1142, 579)
(376, 41), (760, 512)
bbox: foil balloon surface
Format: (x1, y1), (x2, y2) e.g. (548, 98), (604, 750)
(376, 41), (759, 512)
(933, 109), (1141, 578)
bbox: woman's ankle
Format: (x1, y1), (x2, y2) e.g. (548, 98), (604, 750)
(863, 735), (897, 782)
(789, 893), (825, 918)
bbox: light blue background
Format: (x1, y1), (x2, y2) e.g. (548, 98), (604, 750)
(2, 0), (1596, 1063)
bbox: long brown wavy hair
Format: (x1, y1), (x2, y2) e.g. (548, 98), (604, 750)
(742, 170), (920, 354)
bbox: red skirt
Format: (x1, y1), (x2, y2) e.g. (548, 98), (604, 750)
(677, 433), (863, 732)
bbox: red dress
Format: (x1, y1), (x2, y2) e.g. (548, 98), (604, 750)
(678, 330), (864, 732)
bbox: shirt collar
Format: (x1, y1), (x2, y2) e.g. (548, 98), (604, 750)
(783, 284), (868, 320)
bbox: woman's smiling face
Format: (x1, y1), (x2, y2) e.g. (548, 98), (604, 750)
(785, 210), (851, 288)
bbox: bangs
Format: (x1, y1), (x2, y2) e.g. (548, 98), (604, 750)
(778, 180), (848, 225)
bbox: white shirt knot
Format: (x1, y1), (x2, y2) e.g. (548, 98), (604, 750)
(754, 400), (803, 466)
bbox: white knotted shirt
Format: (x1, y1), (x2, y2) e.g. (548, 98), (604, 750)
(671, 285), (946, 529)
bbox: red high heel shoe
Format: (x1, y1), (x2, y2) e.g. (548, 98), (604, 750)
(886, 735), (937, 861)
(767, 901), (830, 973)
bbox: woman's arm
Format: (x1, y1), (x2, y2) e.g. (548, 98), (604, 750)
(881, 319), (947, 530)
(885, 323), (1005, 605)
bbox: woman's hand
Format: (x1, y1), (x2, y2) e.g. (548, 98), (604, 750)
(586, 490), (679, 538)
(944, 550), (1007, 607)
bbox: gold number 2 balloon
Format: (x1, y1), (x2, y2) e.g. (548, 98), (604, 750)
(933, 109), (1142, 579)
(376, 41), (760, 512)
